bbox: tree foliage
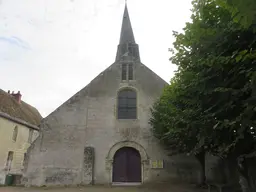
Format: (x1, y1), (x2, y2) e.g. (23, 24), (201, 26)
(216, 0), (256, 28)
(150, 0), (256, 189)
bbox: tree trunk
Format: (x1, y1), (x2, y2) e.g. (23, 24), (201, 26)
(237, 157), (252, 192)
(195, 151), (206, 186)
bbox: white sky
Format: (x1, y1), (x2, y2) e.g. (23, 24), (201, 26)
(0, 0), (192, 117)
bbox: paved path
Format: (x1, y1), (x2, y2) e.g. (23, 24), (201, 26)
(0, 183), (207, 192)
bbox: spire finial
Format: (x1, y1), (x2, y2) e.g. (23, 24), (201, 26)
(125, 0), (127, 5)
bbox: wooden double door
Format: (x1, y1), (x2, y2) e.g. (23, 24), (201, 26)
(112, 147), (142, 183)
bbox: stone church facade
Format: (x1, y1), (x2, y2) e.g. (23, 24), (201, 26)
(23, 4), (212, 186)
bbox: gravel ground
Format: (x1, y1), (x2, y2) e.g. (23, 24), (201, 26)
(0, 183), (207, 192)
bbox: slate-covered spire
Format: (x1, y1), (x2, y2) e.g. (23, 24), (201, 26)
(119, 3), (135, 44)
(116, 3), (140, 62)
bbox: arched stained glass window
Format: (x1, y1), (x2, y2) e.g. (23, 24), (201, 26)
(117, 89), (137, 119)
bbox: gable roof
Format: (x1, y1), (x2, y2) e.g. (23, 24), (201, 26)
(0, 89), (42, 126)
(39, 4), (168, 122)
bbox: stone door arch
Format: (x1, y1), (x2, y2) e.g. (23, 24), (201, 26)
(106, 141), (149, 184)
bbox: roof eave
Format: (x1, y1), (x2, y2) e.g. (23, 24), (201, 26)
(0, 111), (40, 131)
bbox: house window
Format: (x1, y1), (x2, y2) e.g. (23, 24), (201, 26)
(117, 89), (137, 119)
(122, 64), (127, 80)
(128, 64), (133, 80)
(6, 151), (14, 171)
(12, 126), (18, 142)
(23, 153), (27, 167)
(28, 129), (33, 143)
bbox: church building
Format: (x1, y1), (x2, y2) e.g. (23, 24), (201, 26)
(23, 4), (203, 186)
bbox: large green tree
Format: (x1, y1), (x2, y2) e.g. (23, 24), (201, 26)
(150, 76), (212, 185)
(150, 0), (256, 191)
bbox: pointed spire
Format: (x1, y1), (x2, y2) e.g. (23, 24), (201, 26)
(119, 2), (135, 44)
(115, 3), (140, 62)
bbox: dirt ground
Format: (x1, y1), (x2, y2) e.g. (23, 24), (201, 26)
(0, 183), (207, 192)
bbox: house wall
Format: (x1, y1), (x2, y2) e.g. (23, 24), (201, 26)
(0, 116), (38, 185)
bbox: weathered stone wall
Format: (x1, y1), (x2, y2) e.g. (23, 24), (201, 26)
(23, 60), (223, 186)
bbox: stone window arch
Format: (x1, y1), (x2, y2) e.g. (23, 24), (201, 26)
(12, 126), (18, 142)
(117, 88), (137, 119)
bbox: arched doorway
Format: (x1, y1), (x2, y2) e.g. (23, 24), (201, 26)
(112, 147), (141, 183)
